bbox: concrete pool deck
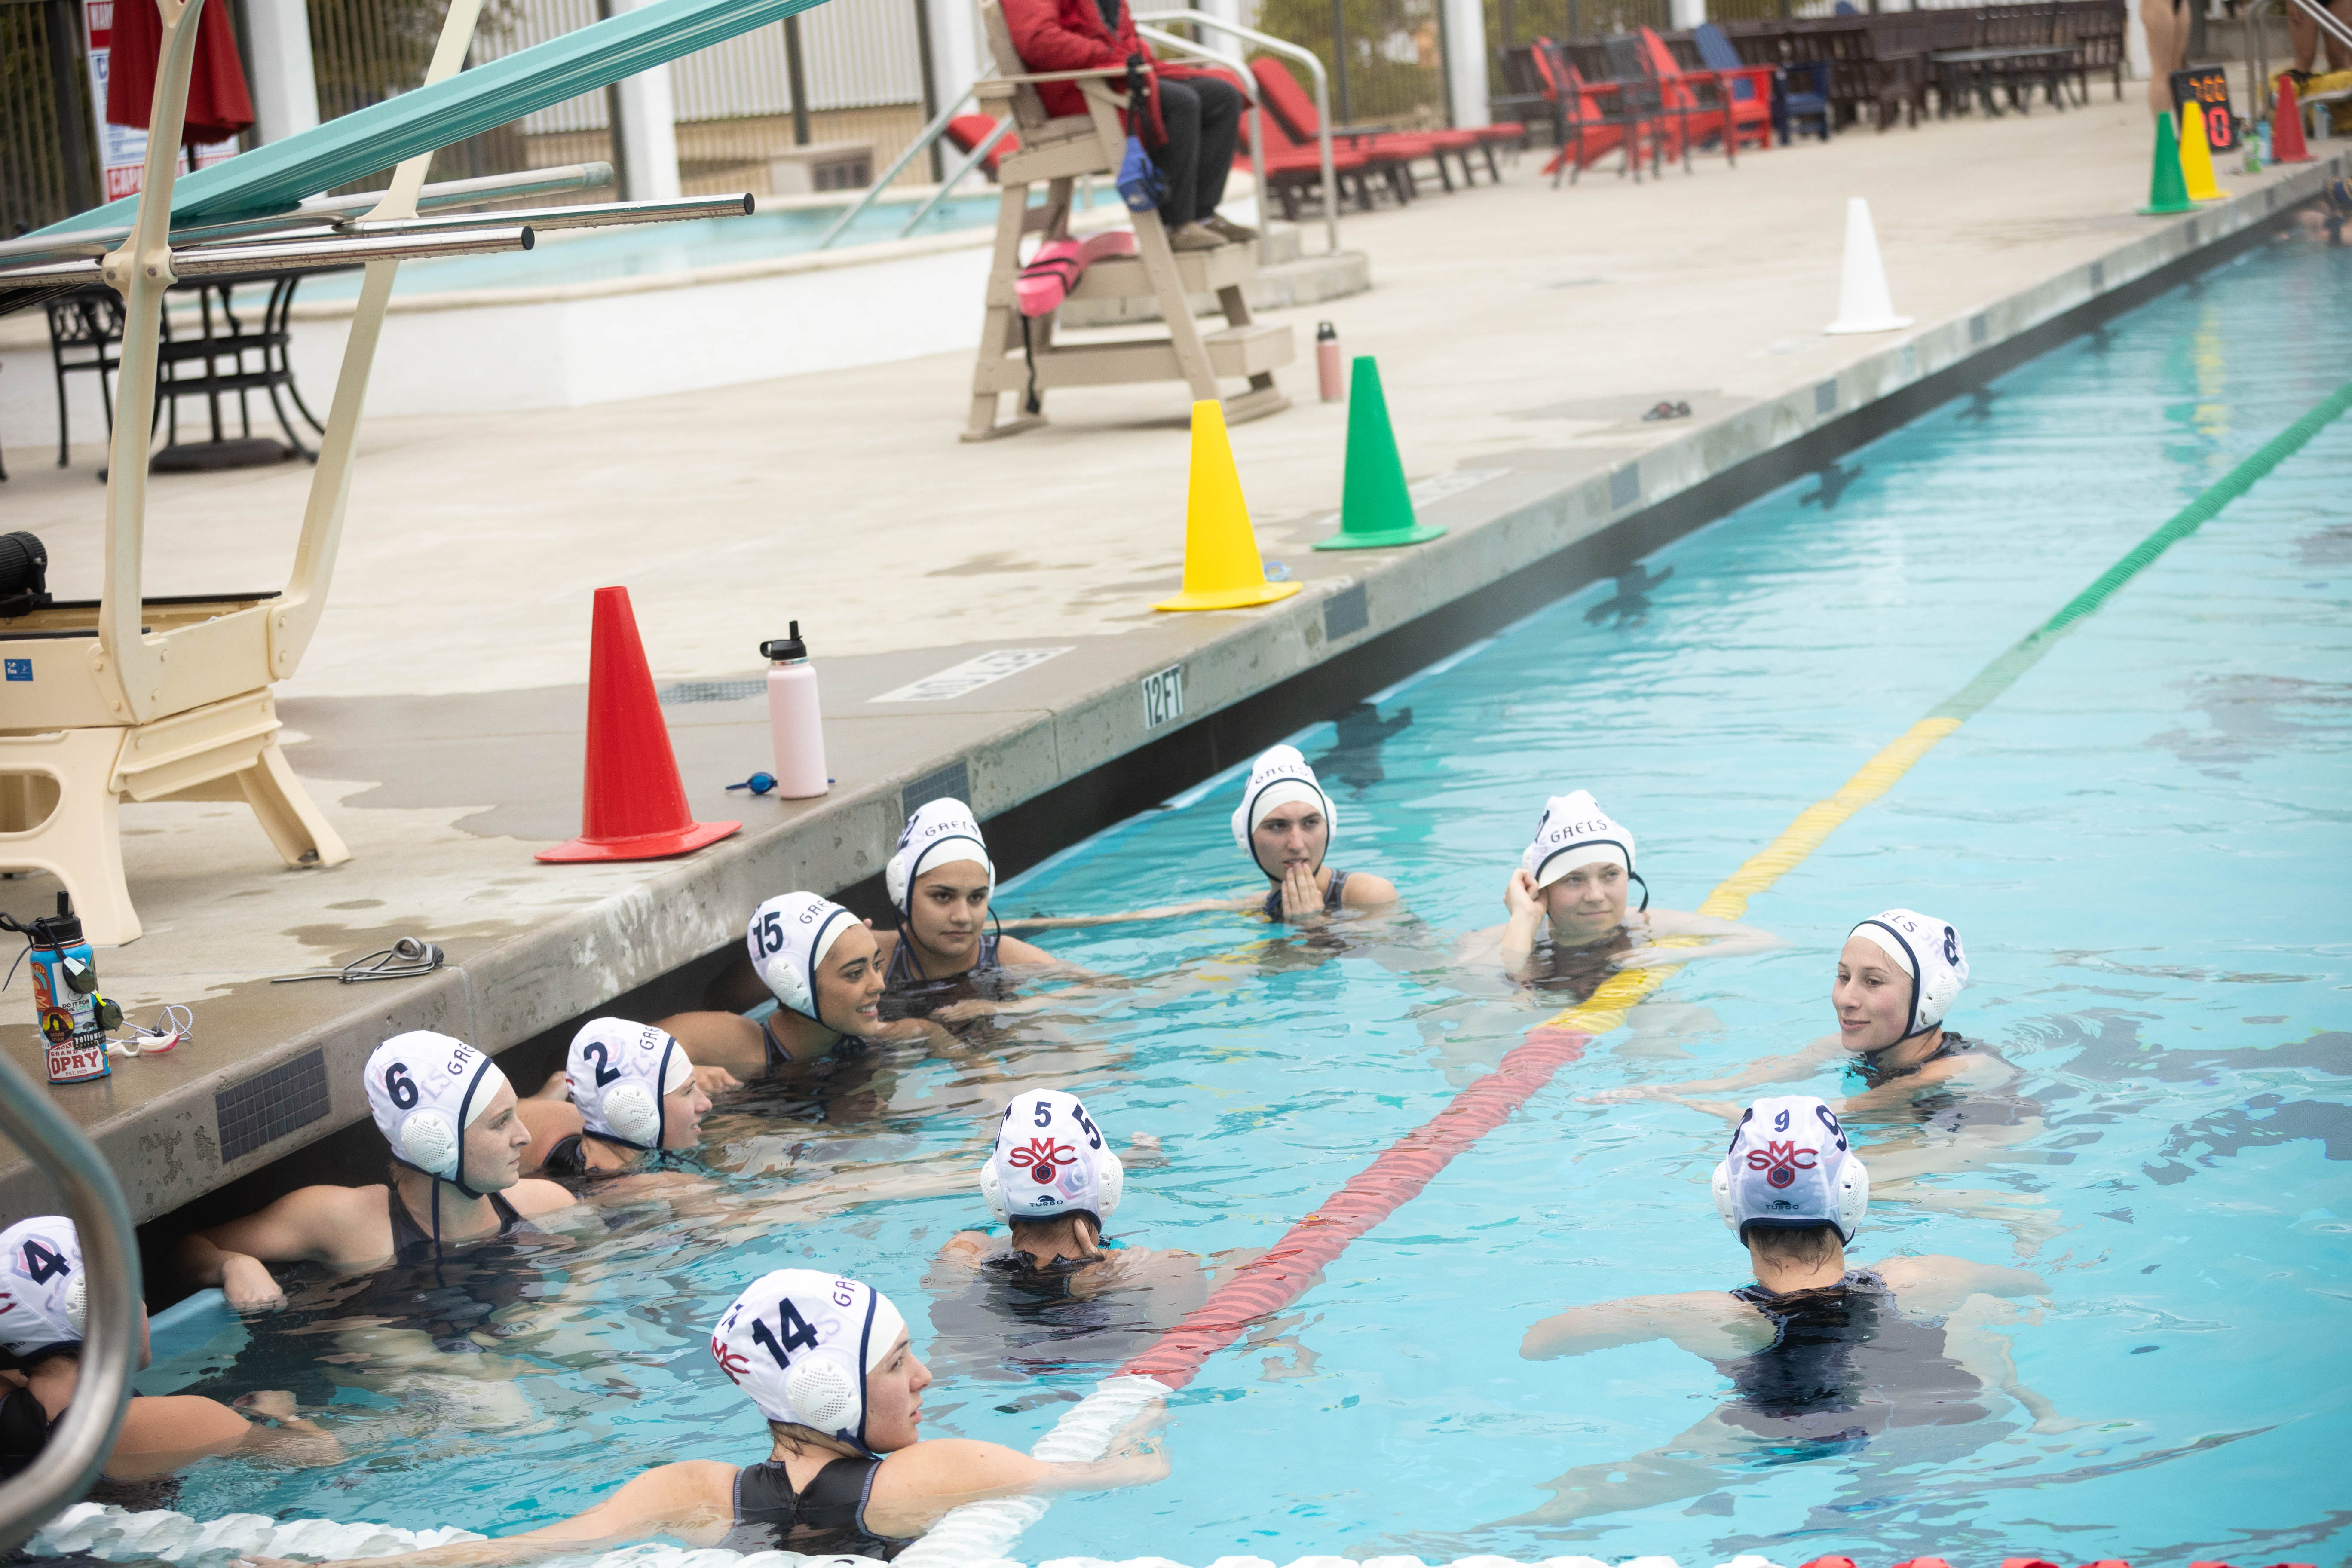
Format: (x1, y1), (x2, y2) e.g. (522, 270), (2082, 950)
(3, 92), (2344, 1226)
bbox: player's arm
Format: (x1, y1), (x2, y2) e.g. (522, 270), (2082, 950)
(179, 1186), (388, 1310)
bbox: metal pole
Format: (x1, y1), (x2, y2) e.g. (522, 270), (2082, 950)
(1331, 0), (1353, 123)
(786, 14), (812, 144)
(912, 0), (944, 180)
(44, 0), (99, 212)
(0, 1049), (143, 1556)
(594, 0), (633, 197)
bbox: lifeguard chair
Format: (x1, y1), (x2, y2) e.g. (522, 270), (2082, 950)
(0, 0), (770, 944)
(963, 0), (1293, 440)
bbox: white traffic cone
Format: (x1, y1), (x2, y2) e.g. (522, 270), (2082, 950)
(1825, 196), (1913, 335)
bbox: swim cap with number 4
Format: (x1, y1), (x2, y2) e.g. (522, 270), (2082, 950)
(709, 1269), (906, 1453)
(0, 1216), (88, 1361)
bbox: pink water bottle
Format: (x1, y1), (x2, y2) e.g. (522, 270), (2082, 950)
(760, 622), (830, 799)
(1316, 321), (1344, 403)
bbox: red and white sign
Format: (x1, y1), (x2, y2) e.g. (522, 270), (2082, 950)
(84, 0), (239, 202)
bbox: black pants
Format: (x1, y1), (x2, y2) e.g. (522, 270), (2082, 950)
(1151, 76), (1242, 227)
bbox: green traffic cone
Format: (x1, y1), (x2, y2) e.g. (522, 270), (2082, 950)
(2138, 112), (2193, 215)
(1314, 356), (1446, 551)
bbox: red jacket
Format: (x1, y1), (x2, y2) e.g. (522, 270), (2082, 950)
(1000, 0), (1202, 143)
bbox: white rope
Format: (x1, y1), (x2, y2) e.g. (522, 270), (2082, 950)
(891, 1373), (1168, 1568)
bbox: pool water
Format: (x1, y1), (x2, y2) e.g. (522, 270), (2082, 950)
(143, 230), (2351, 1565)
(289, 187), (1092, 299)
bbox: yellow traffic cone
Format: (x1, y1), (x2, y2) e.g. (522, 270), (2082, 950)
(1153, 401), (1303, 612)
(2180, 103), (2230, 202)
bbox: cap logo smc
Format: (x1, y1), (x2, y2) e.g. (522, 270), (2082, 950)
(1008, 1136), (1076, 1185)
(1746, 1139), (1818, 1189)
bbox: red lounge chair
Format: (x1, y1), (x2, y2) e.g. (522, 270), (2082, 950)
(1249, 57), (1497, 190)
(1636, 27), (1756, 159)
(1652, 26), (1774, 150)
(1531, 38), (1644, 183)
(944, 113), (1018, 178)
(1209, 64), (1399, 217)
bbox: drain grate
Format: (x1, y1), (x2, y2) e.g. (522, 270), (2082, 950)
(216, 1048), (330, 1164)
(658, 679), (765, 705)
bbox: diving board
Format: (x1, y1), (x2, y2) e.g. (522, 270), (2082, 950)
(0, 0), (786, 943)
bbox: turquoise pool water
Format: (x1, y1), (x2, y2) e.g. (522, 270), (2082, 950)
(144, 230), (2351, 1564)
(288, 187), (1078, 299)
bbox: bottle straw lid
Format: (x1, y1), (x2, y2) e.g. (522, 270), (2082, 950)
(759, 621), (808, 662)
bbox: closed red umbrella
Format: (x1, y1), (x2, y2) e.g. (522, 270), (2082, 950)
(104, 0), (256, 146)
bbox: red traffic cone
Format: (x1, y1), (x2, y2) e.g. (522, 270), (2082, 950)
(2273, 74), (2314, 163)
(537, 586), (740, 863)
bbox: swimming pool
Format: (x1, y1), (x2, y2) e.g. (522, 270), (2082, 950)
(112, 229), (2350, 1565)
(288, 189), (1078, 299)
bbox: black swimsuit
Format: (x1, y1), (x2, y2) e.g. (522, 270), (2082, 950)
(387, 1185), (533, 1265)
(721, 1455), (913, 1559)
(1715, 1271), (1991, 1452)
(880, 930), (1012, 1023)
(1261, 869), (1350, 920)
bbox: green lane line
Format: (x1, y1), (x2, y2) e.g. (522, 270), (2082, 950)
(1933, 377), (2352, 723)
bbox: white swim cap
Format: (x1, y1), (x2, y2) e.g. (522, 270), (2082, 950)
(1231, 745), (1336, 874)
(980, 1089), (1124, 1226)
(1521, 790), (1637, 889)
(710, 1269), (908, 1453)
(1848, 908), (1969, 1039)
(365, 1032), (511, 1195)
(1713, 1096), (1870, 1245)
(885, 798), (995, 916)
(748, 892), (858, 1022)
(567, 1018), (692, 1150)
(0, 1217), (88, 1362)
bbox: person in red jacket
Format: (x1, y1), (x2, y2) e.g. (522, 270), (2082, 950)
(1003, 0), (1256, 251)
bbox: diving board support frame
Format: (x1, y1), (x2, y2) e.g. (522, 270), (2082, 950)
(0, 0), (491, 944)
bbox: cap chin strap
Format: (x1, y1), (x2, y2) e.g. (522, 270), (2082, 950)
(1630, 870), (1650, 913)
(1855, 918), (1934, 1039)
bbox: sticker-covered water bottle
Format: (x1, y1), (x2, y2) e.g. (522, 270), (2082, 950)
(2, 893), (120, 1084)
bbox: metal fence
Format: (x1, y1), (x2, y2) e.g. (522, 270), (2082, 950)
(1254, 0), (1448, 127)
(0, 0), (98, 235)
(303, 0), (934, 198)
(1485, 0), (1669, 50)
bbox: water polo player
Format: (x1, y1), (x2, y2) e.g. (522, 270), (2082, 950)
(538, 1019), (715, 1179)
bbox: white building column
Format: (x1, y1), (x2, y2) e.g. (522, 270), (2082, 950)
(927, 0), (982, 118)
(610, 0), (683, 199)
(243, 0), (319, 143)
(1440, 0), (1489, 126)
(1667, 0), (1705, 28)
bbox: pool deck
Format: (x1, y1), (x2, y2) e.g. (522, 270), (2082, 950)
(3, 93), (2345, 1226)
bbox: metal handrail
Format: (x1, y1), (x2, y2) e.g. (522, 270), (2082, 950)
(2287, 0), (2352, 54)
(816, 86), (980, 249)
(0, 1050), (144, 1554)
(897, 116), (1019, 237)
(1133, 24), (1273, 265)
(1133, 12), (1338, 255)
